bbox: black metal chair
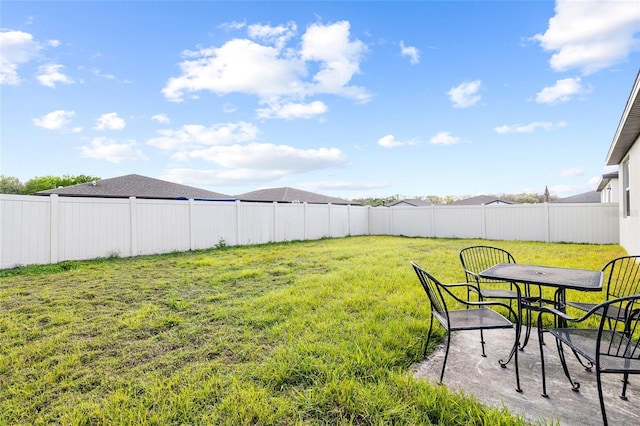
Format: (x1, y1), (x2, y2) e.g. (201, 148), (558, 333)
(410, 261), (522, 393)
(537, 294), (640, 426)
(459, 245), (545, 349)
(567, 255), (640, 322)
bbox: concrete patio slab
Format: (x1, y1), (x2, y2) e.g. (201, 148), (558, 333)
(412, 327), (640, 425)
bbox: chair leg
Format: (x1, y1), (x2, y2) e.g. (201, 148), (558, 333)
(621, 373), (630, 400)
(423, 317), (434, 358)
(439, 332), (452, 384)
(556, 340), (580, 392)
(538, 325), (549, 397)
(597, 372), (609, 426)
(479, 329), (487, 357)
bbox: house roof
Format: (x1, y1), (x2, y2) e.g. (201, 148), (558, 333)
(450, 195), (515, 205)
(553, 191), (601, 203)
(606, 68), (640, 165)
(235, 187), (357, 205)
(596, 171), (619, 192)
(34, 174), (232, 200)
(387, 198), (433, 207)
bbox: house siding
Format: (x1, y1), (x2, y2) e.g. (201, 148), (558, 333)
(619, 134), (640, 255)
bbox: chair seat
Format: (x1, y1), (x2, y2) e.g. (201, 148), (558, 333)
(549, 328), (640, 372)
(566, 301), (628, 320)
(478, 288), (519, 299)
(438, 307), (514, 331)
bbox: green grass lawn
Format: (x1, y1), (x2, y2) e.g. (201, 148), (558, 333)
(0, 236), (626, 425)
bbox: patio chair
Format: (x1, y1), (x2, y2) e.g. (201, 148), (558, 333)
(567, 255), (640, 322)
(459, 245), (545, 349)
(537, 294), (640, 426)
(410, 261), (522, 392)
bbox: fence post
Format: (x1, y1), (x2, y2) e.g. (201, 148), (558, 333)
(481, 204), (487, 240)
(235, 200), (241, 245)
(304, 202), (308, 240)
(431, 204), (436, 238)
(129, 196), (137, 256)
(544, 202), (551, 243)
(50, 194), (59, 264)
(273, 201), (278, 242)
(189, 198), (196, 250)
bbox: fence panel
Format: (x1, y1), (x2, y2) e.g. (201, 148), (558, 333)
(549, 203), (619, 244)
(349, 206), (370, 236)
(433, 206), (484, 238)
(0, 195), (51, 268)
(306, 204), (331, 239)
(329, 205), (350, 237)
(369, 207), (391, 235)
(57, 197), (131, 261)
(135, 199), (191, 255)
(191, 201), (238, 249)
(390, 207), (433, 237)
(275, 203), (306, 242)
(485, 204), (547, 242)
(237, 202), (275, 245)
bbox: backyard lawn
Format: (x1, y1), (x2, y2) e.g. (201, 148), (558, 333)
(0, 236), (627, 425)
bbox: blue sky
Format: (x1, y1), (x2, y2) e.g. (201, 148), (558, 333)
(2, 1), (639, 199)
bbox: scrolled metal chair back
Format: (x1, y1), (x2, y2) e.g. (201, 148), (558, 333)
(604, 256), (640, 301)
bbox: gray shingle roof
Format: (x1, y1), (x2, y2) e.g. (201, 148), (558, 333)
(553, 191), (601, 203)
(34, 174), (232, 200)
(235, 187), (357, 205)
(450, 195), (515, 205)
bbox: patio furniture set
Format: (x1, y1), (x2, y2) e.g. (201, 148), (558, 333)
(411, 247), (640, 426)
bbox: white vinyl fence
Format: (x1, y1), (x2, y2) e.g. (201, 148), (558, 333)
(0, 194), (619, 269)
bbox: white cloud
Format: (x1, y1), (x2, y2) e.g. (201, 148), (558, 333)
(536, 77), (589, 104)
(32, 110), (75, 130)
(177, 143), (345, 173)
(37, 64), (75, 88)
(300, 21), (369, 101)
(94, 112), (126, 130)
(399, 41), (420, 64)
(532, 0), (640, 74)
(47, 39), (60, 48)
(377, 134), (416, 148)
(256, 100), (328, 119)
(161, 146), (345, 185)
(559, 167), (584, 177)
(218, 21), (246, 31)
(247, 21), (297, 49)
(92, 68), (116, 80)
(79, 137), (147, 163)
(0, 30), (41, 85)
(162, 20), (370, 116)
(430, 131), (460, 145)
(494, 121), (567, 134)
(162, 167), (286, 185)
(447, 80), (482, 108)
(147, 121), (259, 150)
(151, 113), (171, 124)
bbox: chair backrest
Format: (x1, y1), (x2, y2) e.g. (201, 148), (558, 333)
(595, 295), (640, 364)
(411, 261), (449, 325)
(603, 256), (640, 300)
(459, 245), (516, 284)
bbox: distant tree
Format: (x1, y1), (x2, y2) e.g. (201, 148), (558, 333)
(22, 174), (100, 194)
(0, 175), (25, 194)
